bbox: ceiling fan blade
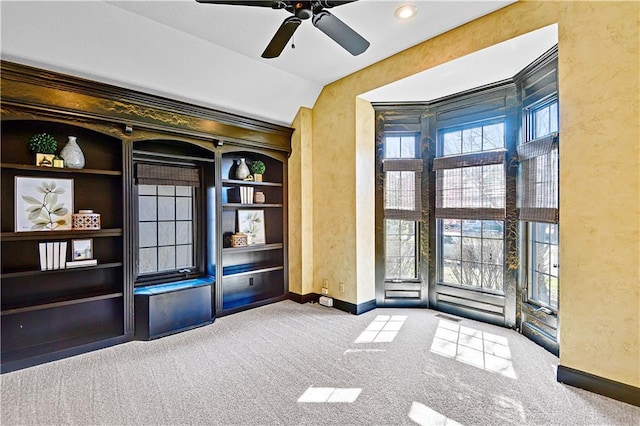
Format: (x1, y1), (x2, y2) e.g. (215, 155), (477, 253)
(317, 1), (358, 8)
(312, 10), (369, 56)
(196, 1), (284, 8)
(262, 16), (302, 59)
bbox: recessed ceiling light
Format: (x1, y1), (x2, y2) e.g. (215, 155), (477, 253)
(395, 4), (418, 20)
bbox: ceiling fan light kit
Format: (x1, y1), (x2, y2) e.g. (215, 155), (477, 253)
(197, 0), (370, 58)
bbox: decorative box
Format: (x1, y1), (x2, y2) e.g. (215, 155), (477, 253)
(230, 232), (248, 248)
(72, 210), (101, 230)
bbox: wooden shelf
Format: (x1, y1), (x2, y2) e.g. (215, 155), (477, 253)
(222, 243), (283, 253)
(1, 262), (122, 279)
(222, 263), (284, 278)
(222, 179), (282, 187)
(1, 291), (124, 316)
(223, 203), (283, 209)
(1, 163), (122, 176)
(0, 333), (126, 369)
(0, 228), (123, 241)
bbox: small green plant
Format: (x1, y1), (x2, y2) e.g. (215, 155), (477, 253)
(250, 160), (266, 175)
(28, 133), (58, 154)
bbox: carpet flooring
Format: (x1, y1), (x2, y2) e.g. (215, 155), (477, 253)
(1, 300), (638, 425)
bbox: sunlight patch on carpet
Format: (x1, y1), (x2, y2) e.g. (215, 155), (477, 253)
(355, 315), (407, 343)
(297, 386), (362, 403)
(409, 401), (464, 426)
(430, 320), (517, 379)
(344, 348), (386, 354)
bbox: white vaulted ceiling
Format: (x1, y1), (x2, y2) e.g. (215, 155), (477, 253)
(0, 0), (546, 126)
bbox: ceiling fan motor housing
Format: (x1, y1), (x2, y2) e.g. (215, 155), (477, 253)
(293, 2), (313, 20)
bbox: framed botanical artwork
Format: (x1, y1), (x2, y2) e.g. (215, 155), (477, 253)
(237, 209), (266, 245)
(72, 239), (93, 260)
(15, 177), (74, 232)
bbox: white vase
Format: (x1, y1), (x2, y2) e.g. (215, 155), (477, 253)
(235, 158), (250, 180)
(60, 136), (85, 169)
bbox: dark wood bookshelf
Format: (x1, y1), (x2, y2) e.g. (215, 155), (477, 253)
(222, 179), (283, 187)
(223, 203), (283, 209)
(1, 163), (122, 176)
(1, 118), (126, 372)
(2, 291), (124, 316)
(1, 262), (123, 279)
(0, 228), (123, 241)
(217, 150), (288, 316)
(222, 243), (283, 254)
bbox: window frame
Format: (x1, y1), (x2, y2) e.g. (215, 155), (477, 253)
(382, 132), (421, 283)
(522, 96), (560, 311)
(435, 118), (508, 294)
(133, 159), (205, 286)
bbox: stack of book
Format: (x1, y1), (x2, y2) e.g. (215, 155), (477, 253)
(39, 242), (97, 270)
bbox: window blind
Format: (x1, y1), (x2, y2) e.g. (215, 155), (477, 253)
(517, 133), (558, 223)
(135, 163), (200, 187)
(382, 159), (422, 221)
(434, 149), (506, 220)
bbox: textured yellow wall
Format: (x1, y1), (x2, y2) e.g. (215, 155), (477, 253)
(288, 107), (314, 296)
(355, 97), (376, 302)
(301, 1), (639, 386)
(557, 2), (639, 387)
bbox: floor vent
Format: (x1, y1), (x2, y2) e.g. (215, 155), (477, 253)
(435, 313), (462, 322)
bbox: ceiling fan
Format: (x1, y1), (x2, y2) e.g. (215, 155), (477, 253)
(196, 1), (370, 59)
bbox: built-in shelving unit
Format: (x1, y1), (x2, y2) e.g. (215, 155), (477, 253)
(1, 60), (292, 371)
(1, 119), (127, 372)
(217, 150), (288, 314)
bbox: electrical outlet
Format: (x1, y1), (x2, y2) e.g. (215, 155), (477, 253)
(323, 279), (329, 288)
(339, 282), (345, 293)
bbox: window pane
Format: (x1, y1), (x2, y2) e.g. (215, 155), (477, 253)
(442, 236), (461, 260)
(400, 136), (416, 158)
(385, 219), (417, 280)
(438, 219), (505, 292)
(549, 277), (559, 309)
(482, 220), (503, 238)
(158, 246), (176, 271)
(385, 137), (400, 158)
(138, 184), (156, 196)
(176, 196), (192, 220)
(158, 197), (175, 221)
(176, 244), (193, 268)
(461, 262), (481, 287)
(534, 106), (550, 138)
(536, 273), (550, 305)
(176, 221), (193, 244)
(483, 265), (503, 291)
(176, 186), (191, 196)
(462, 127), (483, 153)
(158, 185), (175, 196)
(386, 257), (401, 278)
(158, 221), (176, 246)
(139, 222), (157, 248)
(550, 102), (559, 134)
(482, 239), (503, 265)
(529, 222), (559, 309)
(139, 196), (157, 221)
(443, 131), (462, 155)
(442, 260), (461, 284)
(483, 123), (504, 150)
(139, 247), (157, 274)
(462, 220), (481, 237)
(461, 237), (481, 261)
